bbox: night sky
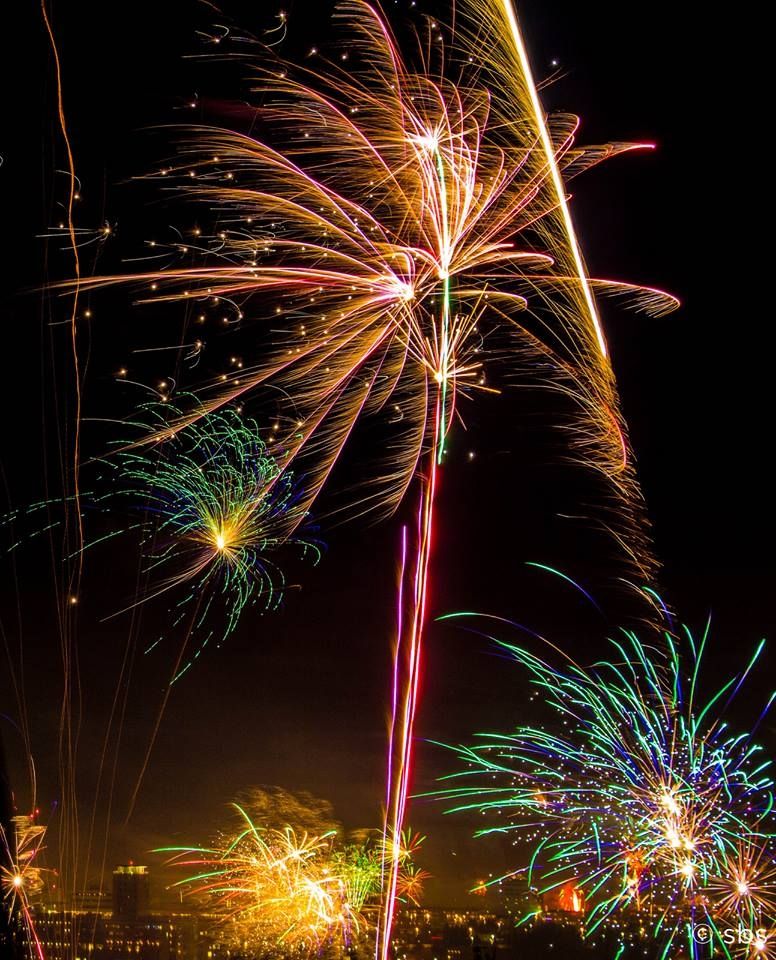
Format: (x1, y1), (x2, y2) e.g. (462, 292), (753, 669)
(2, 0), (774, 908)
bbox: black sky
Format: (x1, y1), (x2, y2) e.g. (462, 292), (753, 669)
(2, 0), (774, 907)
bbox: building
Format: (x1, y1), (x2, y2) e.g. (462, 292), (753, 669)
(113, 863), (151, 921)
(391, 908), (509, 960)
(30, 908), (204, 960)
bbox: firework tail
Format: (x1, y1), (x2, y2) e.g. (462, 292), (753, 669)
(377, 401), (441, 960)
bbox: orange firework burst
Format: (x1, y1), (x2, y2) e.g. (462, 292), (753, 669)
(158, 804), (429, 956)
(396, 863), (432, 907)
(161, 808), (359, 954)
(1, 812), (49, 959)
(707, 839), (776, 926)
(76, 0), (674, 567)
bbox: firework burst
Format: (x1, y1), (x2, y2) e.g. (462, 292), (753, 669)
(98, 399), (321, 673)
(1, 812), (49, 960)
(162, 814), (352, 955)
(158, 804), (427, 956)
(437, 602), (776, 958)
(74, 0), (675, 561)
(707, 839), (776, 928)
(3, 400), (321, 675)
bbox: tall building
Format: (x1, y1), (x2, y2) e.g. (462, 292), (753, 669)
(113, 864), (151, 921)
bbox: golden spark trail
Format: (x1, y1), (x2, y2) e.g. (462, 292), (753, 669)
(41, 0), (84, 926)
(496, 0), (608, 359)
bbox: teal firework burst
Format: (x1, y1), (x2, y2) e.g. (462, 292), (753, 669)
(2, 400), (321, 678)
(435, 600), (776, 958)
(100, 400), (321, 675)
